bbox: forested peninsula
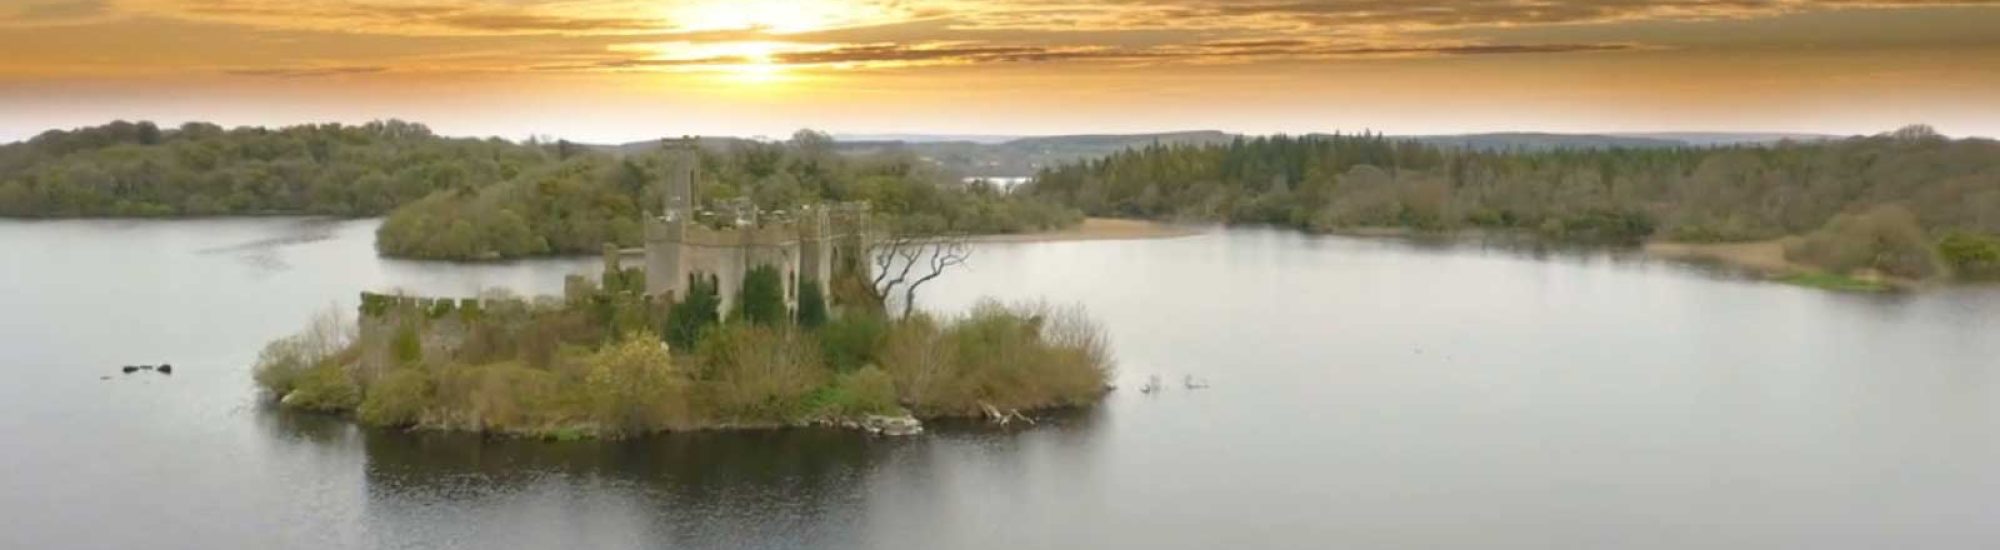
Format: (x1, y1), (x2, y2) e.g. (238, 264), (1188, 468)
(1022, 126), (2000, 287)
(0, 121), (1079, 259)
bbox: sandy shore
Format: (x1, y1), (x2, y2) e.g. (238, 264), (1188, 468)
(971, 218), (1203, 243)
(1644, 238), (1919, 289)
(1644, 238), (1805, 277)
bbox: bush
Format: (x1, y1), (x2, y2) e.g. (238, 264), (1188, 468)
(881, 301), (1112, 416)
(806, 366), (903, 417)
(796, 280), (828, 327)
(284, 364), (361, 413)
(253, 307), (353, 397)
(1786, 204), (1940, 279)
(734, 265), (787, 326)
(358, 368), (435, 427)
(664, 274), (720, 351)
(584, 332), (691, 435)
(252, 337), (313, 397)
(818, 312), (887, 372)
(696, 324), (828, 421)
(429, 361), (580, 433)
(1938, 231), (2000, 279)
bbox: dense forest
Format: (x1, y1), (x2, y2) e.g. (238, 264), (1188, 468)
(0, 120), (542, 217)
(0, 121), (1080, 259)
(374, 131), (1078, 259)
(1023, 126), (2000, 281)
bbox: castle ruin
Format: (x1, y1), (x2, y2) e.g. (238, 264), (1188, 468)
(644, 139), (872, 312)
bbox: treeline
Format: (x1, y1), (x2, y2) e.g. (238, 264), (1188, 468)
(1024, 126), (2000, 280)
(254, 261), (1112, 437)
(0, 120), (543, 217)
(0, 121), (1080, 259)
(376, 131), (1079, 259)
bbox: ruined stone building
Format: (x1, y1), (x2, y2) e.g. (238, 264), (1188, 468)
(643, 140), (872, 312)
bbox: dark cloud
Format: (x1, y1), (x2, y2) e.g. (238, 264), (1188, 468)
(224, 66), (389, 78)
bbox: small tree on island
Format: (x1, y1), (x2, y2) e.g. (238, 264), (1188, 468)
(870, 226), (973, 318)
(796, 279), (828, 328)
(735, 265), (788, 326)
(664, 273), (720, 351)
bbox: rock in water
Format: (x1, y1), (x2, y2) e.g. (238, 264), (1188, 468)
(157, 364), (173, 375)
(861, 415), (924, 436)
(120, 366), (140, 374)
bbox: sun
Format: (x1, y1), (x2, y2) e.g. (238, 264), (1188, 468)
(716, 42), (786, 83)
(616, 40), (801, 83)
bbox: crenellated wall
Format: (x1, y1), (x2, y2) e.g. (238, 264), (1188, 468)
(642, 141), (872, 311)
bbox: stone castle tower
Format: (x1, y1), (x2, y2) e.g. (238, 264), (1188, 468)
(643, 139), (871, 312)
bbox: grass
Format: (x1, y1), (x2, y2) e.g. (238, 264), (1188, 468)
(1779, 272), (1892, 292)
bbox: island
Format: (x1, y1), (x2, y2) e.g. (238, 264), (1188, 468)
(253, 146), (1112, 438)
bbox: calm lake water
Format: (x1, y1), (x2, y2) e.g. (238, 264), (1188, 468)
(5, 218), (2000, 549)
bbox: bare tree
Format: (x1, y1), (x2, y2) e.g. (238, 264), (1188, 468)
(870, 232), (972, 318)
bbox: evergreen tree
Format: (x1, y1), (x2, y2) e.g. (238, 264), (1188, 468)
(734, 265), (787, 326)
(796, 279), (828, 327)
(664, 274), (719, 351)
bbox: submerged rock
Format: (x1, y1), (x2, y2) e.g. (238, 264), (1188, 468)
(120, 365), (140, 374)
(860, 415), (924, 436)
(157, 364), (173, 375)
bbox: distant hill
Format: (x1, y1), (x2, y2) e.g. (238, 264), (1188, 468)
(833, 133), (1019, 144)
(589, 130), (1853, 178)
(587, 136), (761, 156)
(1399, 132), (1688, 151)
(1610, 132), (1842, 146)
(824, 131), (1236, 178)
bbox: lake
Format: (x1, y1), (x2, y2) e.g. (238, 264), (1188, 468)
(4, 218), (1999, 549)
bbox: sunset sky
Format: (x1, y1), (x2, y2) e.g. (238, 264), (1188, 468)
(2, 0), (1997, 142)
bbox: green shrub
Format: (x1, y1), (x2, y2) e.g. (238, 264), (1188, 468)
(806, 366), (903, 417)
(796, 280), (828, 327)
(429, 361), (582, 433)
(696, 324), (827, 421)
(391, 322), (423, 365)
(734, 265), (787, 326)
(881, 301), (1112, 416)
(1786, 204), (1940, 279)
(584, 332), (691, 435)
(664, 274), (720, 351)
(285, 364), (361, 413)
(252, 337), (313, 397)
(1938, 231), (2000, 279)
(818, 312), (887, 372)
(358, 368), (435, 427)
(253, 307), (353, 397)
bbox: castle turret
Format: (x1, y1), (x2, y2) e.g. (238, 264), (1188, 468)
(641, 136), (873, 314)
(644, 139), (698, 298)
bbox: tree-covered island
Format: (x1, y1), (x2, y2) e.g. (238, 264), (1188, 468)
(254, 245), (1113, 438)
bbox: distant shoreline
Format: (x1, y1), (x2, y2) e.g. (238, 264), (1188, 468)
(1292, 225), (1923, 291)
(970, 218), (1203, 243)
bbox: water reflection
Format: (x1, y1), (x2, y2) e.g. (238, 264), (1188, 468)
(331, 407), (1107, 549)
